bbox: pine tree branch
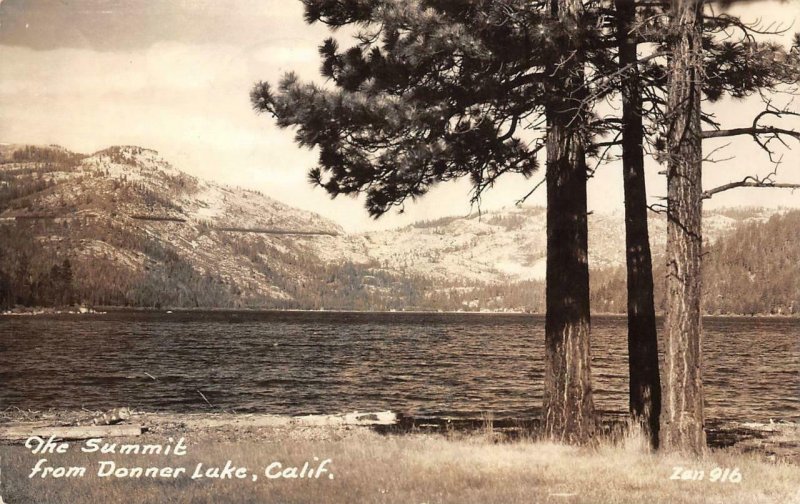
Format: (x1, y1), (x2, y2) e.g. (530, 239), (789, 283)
(497, 116), (519, 141)
(702, 180), (800, 199)
(702, 164), (800, 199)
(705, 12), (794, 40)
(702, 104), (800, 163)
(647, 203), (668, 214)
(702, 126), (800, 140)
(592, 140), (623, 148)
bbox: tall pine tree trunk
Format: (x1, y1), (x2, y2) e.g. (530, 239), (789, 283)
(543, 0), (596, 443)
(661, 0), (706, 454)
(615, 0), (662, 449)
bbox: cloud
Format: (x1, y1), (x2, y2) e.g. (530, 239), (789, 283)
(0, 0), (322, 51)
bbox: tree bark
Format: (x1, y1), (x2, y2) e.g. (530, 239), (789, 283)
(543, 0), (596, 444)
(615, 0), (662, 450)
(661, 0), (706, 454)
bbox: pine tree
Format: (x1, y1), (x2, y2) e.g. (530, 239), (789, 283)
(647, 1), (798, 453)
(542, 0), (596, 443)
(614, 0), (661, 449)
(659, 0), (706, 454)
(252, 0), (616, 442)
(251, 0), (799, 448)
(595, 0), (799, 452)
(60, 258), (74, 306)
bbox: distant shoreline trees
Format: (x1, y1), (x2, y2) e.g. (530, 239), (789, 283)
(0, 255), (74, 308)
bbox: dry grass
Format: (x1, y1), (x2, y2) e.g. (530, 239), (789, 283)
(1, 426), (798, 504)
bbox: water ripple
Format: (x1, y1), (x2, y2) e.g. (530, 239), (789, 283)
(0, 312), (797, 423)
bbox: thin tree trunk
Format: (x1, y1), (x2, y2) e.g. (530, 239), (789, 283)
(543, 0), (596, 443)
(661, 0), (706, 454)
(615, 0), (662, 449)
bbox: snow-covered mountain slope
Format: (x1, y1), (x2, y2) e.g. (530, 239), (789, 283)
(0, 145), (344, 306)
(69, 145), (341, 234)
(310, 205), (777, 284)
(312, 208), (548, 283)
(0, 143), (784, 310)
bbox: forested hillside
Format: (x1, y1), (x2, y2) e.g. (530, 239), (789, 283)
(703, 211), (800, 315)
(0, 145), (462, 310)
(591, 211), (800, 315)
(1, 144), (796, 314)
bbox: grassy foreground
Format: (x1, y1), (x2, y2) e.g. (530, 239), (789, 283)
(1, 425), (798, 504)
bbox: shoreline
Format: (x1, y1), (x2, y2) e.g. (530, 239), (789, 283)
(2, 409), (798, 464)
(3, 305), (799, 318)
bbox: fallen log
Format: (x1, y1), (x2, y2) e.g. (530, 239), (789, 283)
(157, 411), (399, 430)
(0, 424), (143, 441)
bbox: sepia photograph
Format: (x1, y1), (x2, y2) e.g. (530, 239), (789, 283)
(0, 0), (799, 502)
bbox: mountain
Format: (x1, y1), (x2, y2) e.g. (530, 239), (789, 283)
(0, 144), (395, 309)
(325, 205), (772, 285)
(0, 144), (796, 314)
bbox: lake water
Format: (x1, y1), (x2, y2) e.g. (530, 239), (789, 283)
(0, 311), (797, 424)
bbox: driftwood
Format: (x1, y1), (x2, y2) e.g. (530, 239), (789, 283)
(88, 407), (131, 426)
(152, 411), (399, 431)
(0, 424), (143, 440)
(294, 411), (397, 426)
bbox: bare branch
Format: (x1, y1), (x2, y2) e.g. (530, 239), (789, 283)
(592, 140), (623, 148)
(702, 126), (800, 140)
(703, 180), (800, 199)
(703, 142), (734, 163)
(702, 102), (800, 164)
(515, 177), (546, 206)
(702, 164), (800, 199)
(647, 203), (668, 214)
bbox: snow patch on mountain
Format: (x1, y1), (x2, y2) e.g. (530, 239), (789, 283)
(1, 143), (783, 305)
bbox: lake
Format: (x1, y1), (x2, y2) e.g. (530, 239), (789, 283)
(0, 311), (797, 424)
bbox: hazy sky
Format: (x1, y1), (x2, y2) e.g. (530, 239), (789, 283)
(1, 0), (798, 231)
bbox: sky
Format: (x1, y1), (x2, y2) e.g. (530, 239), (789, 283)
(0, 0), (798, 231)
